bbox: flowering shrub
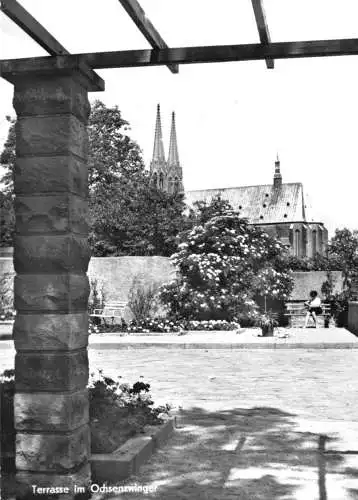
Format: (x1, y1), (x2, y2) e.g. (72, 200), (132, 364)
(160, 210), (294, 321)
(89, 370), (171, 453)
(0, 369), (171, 457)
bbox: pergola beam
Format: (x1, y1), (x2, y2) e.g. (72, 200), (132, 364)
(251, 0), (274, 69)
(117, 0), (179, 74)
(2, 38), (358, 75)
(0, 0), (69, 55)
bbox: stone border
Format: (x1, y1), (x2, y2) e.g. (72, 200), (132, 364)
(1, 340), (358, 349)
(88, 342), (358, 350)
(91, 416), (176, 483)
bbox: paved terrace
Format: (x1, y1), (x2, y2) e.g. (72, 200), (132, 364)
(1, 327), (358, 499)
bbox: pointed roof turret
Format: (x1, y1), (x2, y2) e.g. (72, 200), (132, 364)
(152, 104), (165, 164)
(273, 153), (282, 188)
(167, 111), (180, 167)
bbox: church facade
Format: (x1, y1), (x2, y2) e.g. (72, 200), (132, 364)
(149, 106), (328, 258)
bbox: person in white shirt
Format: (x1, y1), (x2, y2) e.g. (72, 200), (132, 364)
(304, 290), (322, 328)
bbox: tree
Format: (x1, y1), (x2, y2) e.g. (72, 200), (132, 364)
(0, 116), (16, 247)
(90, 177), (189, 256)
(0, 191), (14, 247)
(0, 102), (189, 255)
(327, 228), (358, 286)
(87, 101), (189, 255)
(88, 100), (145, 190)
(0, 116), (15, 194)
(160, 207), (294, 321)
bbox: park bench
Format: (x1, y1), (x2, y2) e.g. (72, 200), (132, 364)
(284, 301), (331, 328)
(90, 301), (127, 326)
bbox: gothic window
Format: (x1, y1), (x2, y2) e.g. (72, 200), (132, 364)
(294, 229), (300, 256)
(302, 227), (307, 258)
(168, 177), (173, 194)
(174, 177), (179, 194)
(152, 172), (158, 187)
(317, 228), (323, 254)
(159, 172), (164, 190)
(312, 230), (317, 256)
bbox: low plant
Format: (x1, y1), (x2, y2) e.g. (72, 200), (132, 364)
(88, 278), (106, 315)
(0, 369), (171, 457)
(127, 276), (160, 322)
(254, 311), (279, 336)
(89, 370), (171, 453)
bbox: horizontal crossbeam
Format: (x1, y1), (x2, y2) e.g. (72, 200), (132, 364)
(118, 0), (178, 74)
(0, 0), (69, 55)
(251, 0), (274, 69)
(2, 38), (358, 75)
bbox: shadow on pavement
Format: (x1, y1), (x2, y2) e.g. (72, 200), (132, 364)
(97, 405), (356, 500)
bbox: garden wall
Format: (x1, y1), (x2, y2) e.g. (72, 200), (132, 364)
(289, 271), (343, 301)
(87, 256), (176, 302)
(0, 256), (343, 309)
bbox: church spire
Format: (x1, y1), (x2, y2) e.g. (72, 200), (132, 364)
(151, 104), (165, 164)
(167, 112), (180, 167)
(273, 153), (282, 188)
(167, 111), (184, 194)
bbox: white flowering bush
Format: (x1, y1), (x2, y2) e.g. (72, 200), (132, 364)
(160, 210), (294, 321)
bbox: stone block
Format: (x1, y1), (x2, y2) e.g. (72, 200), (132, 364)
(14, 274), (89, 313)
(14, 156), (88, 196)
(16, 425), (90, 472)
(91, 417), (176, 484)
(15, 194), (88, 234)
(14, 234), (90, 273)
(16, 115), (88, 158)
(15, 390), (89, 432)
(13, 76), (91, 122)
(15, 350), (88, 392)
(16, 462), (91, 499)
(13, 312), (88, 351)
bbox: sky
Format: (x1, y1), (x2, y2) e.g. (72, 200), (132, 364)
(1, 0), (358, 237)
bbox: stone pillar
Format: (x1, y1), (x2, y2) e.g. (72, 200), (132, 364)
(3, 66), (103, 499)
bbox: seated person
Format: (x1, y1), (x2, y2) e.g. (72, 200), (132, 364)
(304, 290), (322, 328)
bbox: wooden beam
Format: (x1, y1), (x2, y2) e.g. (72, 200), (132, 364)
(0, 0), (103, 86)
(0, 0), (69, 55)
(118, 0), (178, 74)
(2, 39), (358, 74)
(251, 0), (274, 69)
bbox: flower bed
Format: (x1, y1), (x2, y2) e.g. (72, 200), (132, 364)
(0, 369), (171, 460)
(89, 317), (241, 334)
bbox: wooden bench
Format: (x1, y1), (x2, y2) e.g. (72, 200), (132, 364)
(90, 301), (127, 326)
(284, 301), (331, 328)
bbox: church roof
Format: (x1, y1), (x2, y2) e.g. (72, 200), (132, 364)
(185, 182), (310, 224)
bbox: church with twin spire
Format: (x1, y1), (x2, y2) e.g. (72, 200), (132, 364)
(149, 104), (183, 195)
(149, 105), (328, 258)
